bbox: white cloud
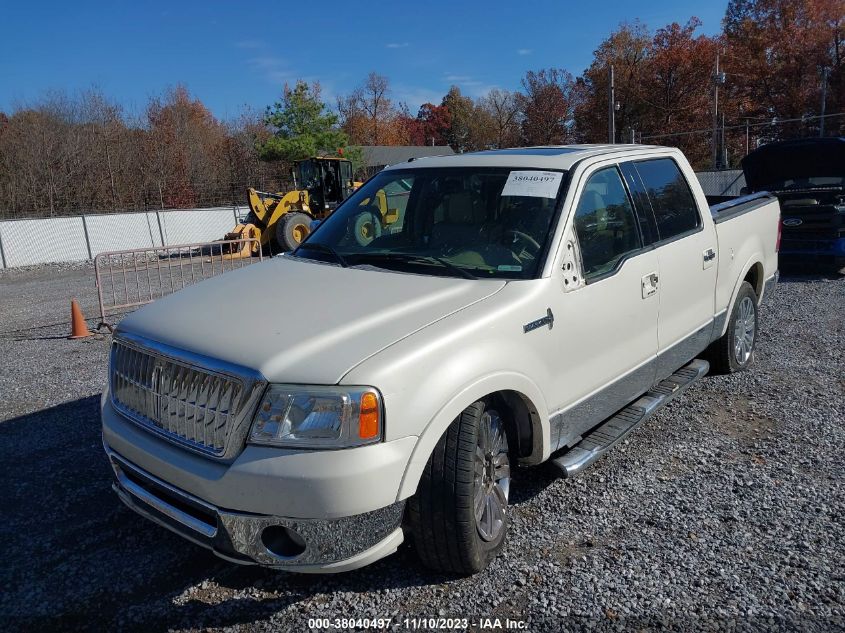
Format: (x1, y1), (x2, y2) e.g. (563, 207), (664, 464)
(442, 73), (497, 96)
(393, 85), (444, 111)
(386, 42), (410, 49)
(248, 56), (295, 85)
(444, 74), (475, 84)
(236, 39), (264, 49)
(517, 48), (532, 56)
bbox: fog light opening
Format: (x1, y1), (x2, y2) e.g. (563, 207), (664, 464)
(261, 525), (306, 559)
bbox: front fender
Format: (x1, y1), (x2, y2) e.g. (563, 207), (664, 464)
(339, 279), (556, 503)
(395, 371), (548, 501)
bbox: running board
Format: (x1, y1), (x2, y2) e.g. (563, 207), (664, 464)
(550, 359), (709, 478)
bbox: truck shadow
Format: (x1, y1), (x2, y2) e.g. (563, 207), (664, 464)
(0, 396), (483, 631)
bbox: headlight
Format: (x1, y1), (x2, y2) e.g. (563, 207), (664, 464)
(249, 385), (382, 449)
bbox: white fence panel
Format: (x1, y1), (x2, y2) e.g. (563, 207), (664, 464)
(86, 212), (163, 255)
(159, 207), (236, 246)
(0, 217), (89, 267)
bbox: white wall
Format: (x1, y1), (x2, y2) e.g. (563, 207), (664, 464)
(86, 212), (163, 255)
(159, 208), (236, 246)
(0, 217), (89, 267)
(0, 207), (240, 269)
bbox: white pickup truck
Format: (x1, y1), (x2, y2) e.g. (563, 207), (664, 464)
(102, 145), (780, 575)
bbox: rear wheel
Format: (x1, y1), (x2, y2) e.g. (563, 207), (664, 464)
(408, 399), (511, 574)
(276, 212), (312, 251)
(704, 281), (759, 374)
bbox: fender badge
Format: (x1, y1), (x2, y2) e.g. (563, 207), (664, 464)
(523, 308), (554, 333)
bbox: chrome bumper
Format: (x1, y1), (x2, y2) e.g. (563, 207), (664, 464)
(107, 448), (405, 572)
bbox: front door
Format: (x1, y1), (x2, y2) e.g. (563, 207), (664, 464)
(549, 164), (660, 450)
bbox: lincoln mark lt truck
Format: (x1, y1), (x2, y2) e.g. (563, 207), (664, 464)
(103, 145), (780, 574)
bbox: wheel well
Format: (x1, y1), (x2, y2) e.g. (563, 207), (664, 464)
(487, 390), (540, 462)
(744, 262), (764, 298)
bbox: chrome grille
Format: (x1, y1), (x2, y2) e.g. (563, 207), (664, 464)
(110, 336), (259, 457)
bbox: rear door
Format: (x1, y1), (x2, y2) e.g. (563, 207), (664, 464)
(626, 157), (717, 379)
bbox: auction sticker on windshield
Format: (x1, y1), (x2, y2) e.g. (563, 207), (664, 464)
(501, 171), (563, 199)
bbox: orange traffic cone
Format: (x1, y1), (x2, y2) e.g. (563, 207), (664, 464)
(69, 299), (93, 339)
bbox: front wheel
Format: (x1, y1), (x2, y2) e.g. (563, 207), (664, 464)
(704, 281), (759, 374)
(276, 211), (312, 251)
(408, 400), (511, 574)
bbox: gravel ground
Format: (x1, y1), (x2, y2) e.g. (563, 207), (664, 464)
(0, 262), (843, 632)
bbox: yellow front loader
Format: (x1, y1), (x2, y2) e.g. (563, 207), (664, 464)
(223, 156), (363, 258)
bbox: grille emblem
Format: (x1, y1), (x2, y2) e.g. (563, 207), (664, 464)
(782, 217), (803, 227)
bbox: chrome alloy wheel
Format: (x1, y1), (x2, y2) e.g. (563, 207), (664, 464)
(733, 296), (757, 365)
(473, 411), (510, 542)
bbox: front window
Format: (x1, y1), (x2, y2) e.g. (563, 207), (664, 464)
(293, 167), (566, 280)
(573, 167), (642, 281)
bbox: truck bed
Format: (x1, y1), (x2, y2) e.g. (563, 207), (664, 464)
(710, 192), (781, 315)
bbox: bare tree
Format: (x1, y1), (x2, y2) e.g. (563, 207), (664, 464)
(479, 89), (521, 148)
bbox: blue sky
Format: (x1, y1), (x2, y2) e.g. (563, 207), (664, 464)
(0, 1), (727, 120)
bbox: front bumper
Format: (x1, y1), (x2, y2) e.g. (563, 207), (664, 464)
(107, 446), (406, 572)
(101, 397), (416, 519)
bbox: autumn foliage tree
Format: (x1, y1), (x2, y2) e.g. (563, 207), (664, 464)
(519, 68), (580, 145)
(722, 0), (844, 137)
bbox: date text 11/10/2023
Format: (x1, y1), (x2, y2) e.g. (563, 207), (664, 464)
(307, 617), (529, 630)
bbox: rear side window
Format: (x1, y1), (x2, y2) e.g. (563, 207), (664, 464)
(573, 167), (642, 281)
(635, 158), (700, 240)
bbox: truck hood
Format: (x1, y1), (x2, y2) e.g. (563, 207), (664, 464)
(116, 255), (506, 384)
(742, 137), (845, 191)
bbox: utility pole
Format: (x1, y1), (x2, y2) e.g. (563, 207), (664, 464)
(745, 119), (750, 156)
(721, 112), (728, 168)
(712, 52), (721, 169)
(608, 65), (616, 144)
(820, 67), (829, 137)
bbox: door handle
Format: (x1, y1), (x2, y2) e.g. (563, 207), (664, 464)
(641, 272), (659, 298)
(703, 247), (716, 270)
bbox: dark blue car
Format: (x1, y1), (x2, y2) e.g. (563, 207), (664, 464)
(742, 137), (845, 269)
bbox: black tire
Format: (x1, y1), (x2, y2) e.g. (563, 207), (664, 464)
(704, 281), (759, 374)
(351, 210), (382, 246)
(276, 212), (312, 251)
(408, 399), (512, 575)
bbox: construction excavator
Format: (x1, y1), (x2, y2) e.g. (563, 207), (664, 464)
(223, 156), (363, 257)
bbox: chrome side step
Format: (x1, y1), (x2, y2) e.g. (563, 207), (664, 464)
(550, 359), (709, 478)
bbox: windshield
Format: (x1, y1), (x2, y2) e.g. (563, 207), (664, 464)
(293, 167), (567, 279)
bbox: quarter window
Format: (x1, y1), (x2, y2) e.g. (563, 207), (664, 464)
(573, 167), (642, 281)
(635, 158), (700, 240)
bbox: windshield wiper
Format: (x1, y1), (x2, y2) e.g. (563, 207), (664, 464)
(295, 242), (348, 267)
(349, 253), (478, 280)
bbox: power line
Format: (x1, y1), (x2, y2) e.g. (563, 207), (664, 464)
(641, 112), (845, 141)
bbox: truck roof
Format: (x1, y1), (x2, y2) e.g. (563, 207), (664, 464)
(382, 144), (669, 171)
